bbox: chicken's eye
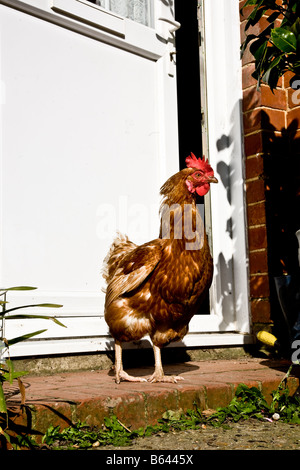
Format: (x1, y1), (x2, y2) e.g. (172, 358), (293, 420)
(193, 171), (203, 179)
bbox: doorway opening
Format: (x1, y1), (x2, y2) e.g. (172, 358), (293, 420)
(174, 0), (202, 169)
(174, 0), (209, 315)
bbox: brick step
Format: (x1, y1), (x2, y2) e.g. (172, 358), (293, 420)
(4, 358), (299, 440)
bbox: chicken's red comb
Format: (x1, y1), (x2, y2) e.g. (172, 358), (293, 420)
(185, 152), (213, 173)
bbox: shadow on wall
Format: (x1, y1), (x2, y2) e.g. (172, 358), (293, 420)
(212, 103), (300, 345)
(261, 110), (300, 347)
(261, 111), (300, 277)
(213, 100), (246, 331)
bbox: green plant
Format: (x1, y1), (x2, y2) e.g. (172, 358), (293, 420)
(206, 364), (296, 426)
(42, 412), (208, 450)
(269, 365), (300, 423)
(206, 384), (270, 426)
(43, 417), (141, 449)
(241, 0), (300, 90)
(0, 286), (64, 448)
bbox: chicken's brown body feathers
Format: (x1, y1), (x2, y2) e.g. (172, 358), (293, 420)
(103, 168), (213, 349)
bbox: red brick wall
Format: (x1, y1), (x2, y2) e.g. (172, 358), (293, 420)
(240, 0), (300, 328)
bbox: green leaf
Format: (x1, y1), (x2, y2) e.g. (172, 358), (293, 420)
(250, 37), (268, 61)
(6, 314), (66, 328)
(291, 17), (300, 36)
(271, 28), (297, 53)
(0, 383), (7, 414)
(268, 54), (287, 70)
(34, 303), (63, 308)
(261, 54), (286, 90)
(162, 409), (182, 421)
(3, 303), (63, 315)
(7, 329), (48, 346)
(4, 359), (14, 384)
(0, 427), (11, 443)
(0, 359), (28, 384)
(1, 370), (28, 382)
(248, 4), (267, 24)
(0, 286), (37, 292)
(242, 0), (259, 7)
(52, 317), (67, 327)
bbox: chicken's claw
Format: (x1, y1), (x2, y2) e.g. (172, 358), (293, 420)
(116, 370), (147, 383)
(148, 374), (184, 384)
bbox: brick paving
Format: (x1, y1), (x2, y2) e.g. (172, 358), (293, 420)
(4, 358), (300, 439)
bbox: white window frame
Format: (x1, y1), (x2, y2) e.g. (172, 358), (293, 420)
(53, 0), (127, 37)
(0, 0), (173, 60)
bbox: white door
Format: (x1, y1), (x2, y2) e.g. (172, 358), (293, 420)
(1, 0), (251, 358)
(0, 0), (181, 356)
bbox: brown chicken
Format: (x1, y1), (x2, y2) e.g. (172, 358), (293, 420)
(103, 153), (218, 383)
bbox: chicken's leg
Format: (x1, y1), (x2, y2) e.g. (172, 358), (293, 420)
(148, 344), (184, 383)
(114, 340), (147, 383)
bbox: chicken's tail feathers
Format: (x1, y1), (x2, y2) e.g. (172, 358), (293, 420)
(102, 232), (137, 284)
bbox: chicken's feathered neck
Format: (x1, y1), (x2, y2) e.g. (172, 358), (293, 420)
(159, 168), (195, 207)
(159, 169), (205, 249)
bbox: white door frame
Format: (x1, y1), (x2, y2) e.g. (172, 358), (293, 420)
(200, 0), (251, 336)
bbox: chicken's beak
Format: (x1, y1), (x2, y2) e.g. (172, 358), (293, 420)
(207, 175), (218, 184)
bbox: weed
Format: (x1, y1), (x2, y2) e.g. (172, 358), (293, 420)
(43, 417), (143, 449)
(42, 413), (208, 450)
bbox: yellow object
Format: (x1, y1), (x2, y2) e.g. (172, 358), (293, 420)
(257, 331), (277, 347)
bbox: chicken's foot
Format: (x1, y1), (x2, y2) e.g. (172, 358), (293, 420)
(148, 344), (184, 383)
(114, 340), (147, 384)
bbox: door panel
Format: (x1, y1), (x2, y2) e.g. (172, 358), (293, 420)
(0, 0), (179, 356)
